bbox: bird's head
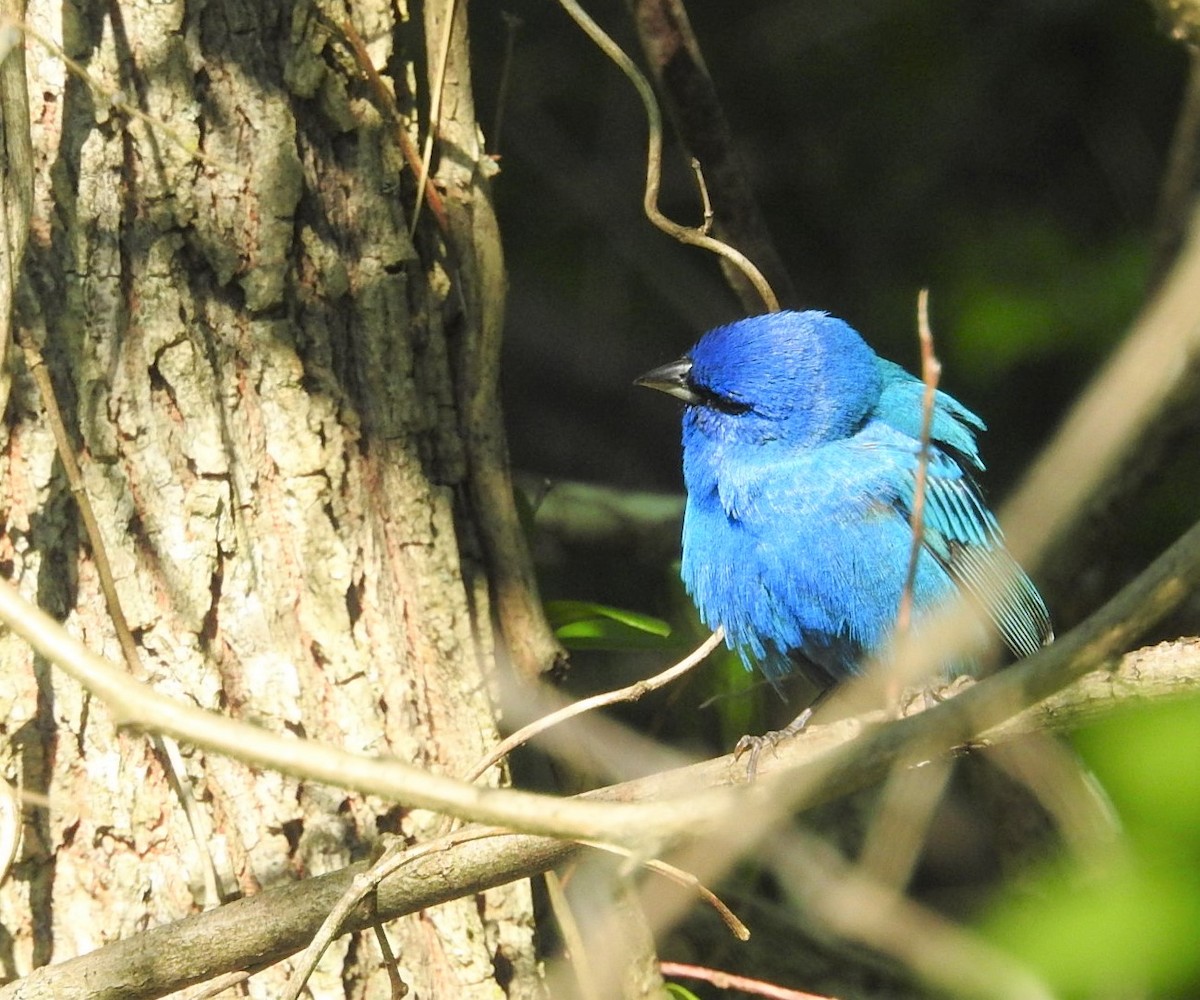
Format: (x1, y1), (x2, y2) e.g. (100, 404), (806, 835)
(636, 310), (882, 448)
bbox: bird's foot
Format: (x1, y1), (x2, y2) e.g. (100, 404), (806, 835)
(732, 706), (814, 780)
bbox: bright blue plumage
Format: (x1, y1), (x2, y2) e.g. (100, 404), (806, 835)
(637, 310), (1051, 693)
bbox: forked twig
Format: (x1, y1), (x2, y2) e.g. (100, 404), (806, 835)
(280, 827), (508, 1000)
(554, 0), (779, 313)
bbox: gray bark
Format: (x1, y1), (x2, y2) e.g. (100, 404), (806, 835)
(0, 0), (542, 996)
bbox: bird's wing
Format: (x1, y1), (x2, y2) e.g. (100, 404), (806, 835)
(898, 444), (1052, 658)
(874, 359), (986, 469)
(871, 365), (1052, 656)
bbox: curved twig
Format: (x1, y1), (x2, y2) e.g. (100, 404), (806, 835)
(463, 627), (725, 783)
(555, 0), (779, 313)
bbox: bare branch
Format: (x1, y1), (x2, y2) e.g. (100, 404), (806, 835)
(463, 628), (725, 782)
(555, 0), (779, 312)
(2, 618), (1197, 998)
(896, 289), (941, 637)
(627, 0), (798, 311)
(1002, 201), (1200, 585)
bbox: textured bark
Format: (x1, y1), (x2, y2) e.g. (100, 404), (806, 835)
(0, 0), (541, 997)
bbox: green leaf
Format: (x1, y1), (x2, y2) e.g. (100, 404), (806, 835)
(544, 600), (673, 652)
(1073, 696), (1200, 840)
(980, 696), (1200, 997)
(545, 600), (673, 636)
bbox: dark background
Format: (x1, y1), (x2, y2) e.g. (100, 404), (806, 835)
(480, 1), (1176, 471)
(466, 0), (1192, 638)
(462, 4), (1198, 993)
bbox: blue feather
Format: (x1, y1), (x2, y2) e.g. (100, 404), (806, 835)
(637, 310), (1052, 691)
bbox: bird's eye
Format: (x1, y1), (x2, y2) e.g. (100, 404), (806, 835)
(692, 382), (753, 415)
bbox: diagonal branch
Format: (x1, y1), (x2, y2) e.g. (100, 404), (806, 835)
(4, 633), (1197, 1000)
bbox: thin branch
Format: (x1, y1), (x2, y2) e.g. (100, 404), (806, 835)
(17, 335), (224, 909)
(335, 14), (450, 237)
(281, 827), (507, 1000)
(659, 961), (834, 1000)
(569, 837), (749, 941)
(857, 291), (949, 890)
(635, 856), (749, 941)
(896, 288), (941, 637)
(2, 16), (248, 178)
(554, 0), (779, 313)
(463, 627), (725, 782)
(3, 636), (1199, 1000)
(490, 13), (523, 153)
(769, 827), (1055, 1000)
(627, 0), (798, 310)
(410, 0), (457, 238)
(373, 920), (407, 1000)
(186, 970), (252, 1000)
(689, 156), (714, 235)
(20, 344), (148, 674)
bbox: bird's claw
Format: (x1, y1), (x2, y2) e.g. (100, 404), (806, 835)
(732, 705), (815, 780)
(732, 732), (782, 780)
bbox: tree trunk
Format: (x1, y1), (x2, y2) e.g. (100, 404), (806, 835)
(0, 0), (544, 996)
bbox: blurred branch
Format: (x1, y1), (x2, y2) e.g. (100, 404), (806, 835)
(427, 0), (568, 680)
(4, 595), (1198, 998)
(1148, 0), (1200, 49)
(1001, 7), (1200, 621)
(464, 628), (724, 782)
(1001, 201), (1200, 590)
(626, 0), (797, 311)
(555, 0), (779, 312)
(768, 826), (1055, 1000)
(1151, 44), (1200, 287)
(777, 516), (1200, 817)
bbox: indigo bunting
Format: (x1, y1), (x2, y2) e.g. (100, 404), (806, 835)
(637, 310), (1051, 733)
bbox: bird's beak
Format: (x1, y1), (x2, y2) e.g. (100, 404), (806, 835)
(634, 357), (701, 405)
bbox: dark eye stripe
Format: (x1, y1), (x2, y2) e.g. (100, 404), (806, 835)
(691, 382), (753, 415)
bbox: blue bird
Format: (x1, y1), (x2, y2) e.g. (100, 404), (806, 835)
(636, 310), (1051, 741)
